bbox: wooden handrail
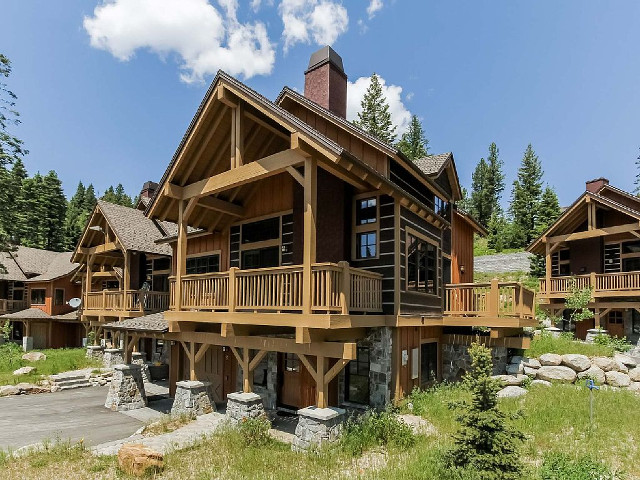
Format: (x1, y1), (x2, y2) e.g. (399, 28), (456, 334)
(540, 271), (640, 295)
(444, 281), (536, 320)
(84, 290), (169, 312)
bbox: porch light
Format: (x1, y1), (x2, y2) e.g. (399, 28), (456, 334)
(460, 264), (465, 274)
(89, 225), (104, 233)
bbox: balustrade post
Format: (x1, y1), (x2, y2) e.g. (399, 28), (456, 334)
(590, 272), (597, 293)
(338, 261), (350, 315)
(489, 278), (500, 317)
(518, 284), (524, 318)
(102, 290), (106, 310)
(229, 267), (237, 312)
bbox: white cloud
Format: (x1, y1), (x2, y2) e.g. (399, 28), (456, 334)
(280, 0), (349, 52)
(83, 0), (275, 83)
(347, 75), (412, 136)
(366, 0), (383, 18)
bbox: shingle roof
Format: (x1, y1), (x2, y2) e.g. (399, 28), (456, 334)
(0, 247), (78, 282)
(1, 308), (51, 320)
(25, 251), (78, 282)
(414, 153), (452, 176)
(98, 200), (172, 256)
(0, 251), (27, 281)
(10, 246), (60, 276)
(103, 312), (168, 332)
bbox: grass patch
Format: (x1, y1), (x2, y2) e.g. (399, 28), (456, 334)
(0, 343), (100, 386)
(474, 237), (524, 257)
(142, 413), (195, 437)
(474, 270), (539, 291)
(525, 331), (615, 357)
(339, 408), (415, 456)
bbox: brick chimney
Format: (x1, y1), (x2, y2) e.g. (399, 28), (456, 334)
(140, 181), (158, 199)
(304, 46), (347, 118)
(586, 177), (609, 193)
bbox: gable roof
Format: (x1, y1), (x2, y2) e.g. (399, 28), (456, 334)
(103, 312), (168, 333)
(414, 153), (451, 175)
(0, 251), (27, 281)
(25, 251), (78, 282)
(0, 246), (78, 283)
(95, 200), (172, 256)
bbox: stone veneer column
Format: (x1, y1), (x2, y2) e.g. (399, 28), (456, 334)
(292, 406), (346, 452)
(104, 364), (147, 411)
(130, 352), (150, 382)
(103, 348), (124, 368)
(171, 380), (216, 416)
(22, 336), (33, 352)
(86, 345), (105, 362)
(586, 328), (608, 344)
(225, 392), (267, 424)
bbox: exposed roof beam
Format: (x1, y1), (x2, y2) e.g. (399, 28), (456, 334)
(546, 222), (640, 244)
(197, 196), (245, 217)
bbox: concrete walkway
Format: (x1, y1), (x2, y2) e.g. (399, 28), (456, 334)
(0, 386), (144, 450)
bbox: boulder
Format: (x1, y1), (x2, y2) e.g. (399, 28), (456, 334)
(561, 354), (591, 372)
(523, 367), (538, 378)
(13, 366), (35, 376)
(14, 383), (49, 394)
(539, 353), (562, 366)
(21, 352), (46, 362)
(0, 385), (19, 396)
(628, 367), (640, 382)
(616, 361), (629, 373)
(628, 382), (640, 393)
(614, 353), (639, 368)
(506, 363), (523, 375)
(536, 366), (577, 383)
(577, 366), (606, 384)
(531, 380), (552, 387)
(397, 414), (436, 436)
(605, 371), (631, 388)
(117, 444), (163, 477)
(522, 358), (541, 369)
(497, 386), (528, 398)
(492, 375), (522, 386)
(592, 357), (618, 372)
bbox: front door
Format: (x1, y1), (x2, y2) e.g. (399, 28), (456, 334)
(607, 311), (625, 338)
(197, 346), (237, 403)
(32, 323), (47, 349)
(277, 353), (315, 409)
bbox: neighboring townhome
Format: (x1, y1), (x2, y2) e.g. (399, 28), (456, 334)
(0, 246), (82, 349)
(528, 177), (640, 342)
(103, 47), (535, 412)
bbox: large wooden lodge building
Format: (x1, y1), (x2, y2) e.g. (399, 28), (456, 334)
(72, 47), (535, 410)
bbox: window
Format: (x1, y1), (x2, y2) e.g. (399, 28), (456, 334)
(241, 217), (280, 244)
(420, 342), (438, 388)
(242, 246), (280, 269)
(353, 196), (379, 260)
(54, 289), (64, 306)
(608, 311), (623, 325)
(186, 254), (220, 275)
(153, 258), (171, 272)
(30, 289), (45, 305)
(345, 346), (370, 404)
(551, 249), (570, 276)
(152, 275), (169, 292)
(407, 233), (438, 295)
(434, 197), (450, 220)
(356, 232), (377, 259)
(356, 197), (377, 225)
(103, 280), (119, 290)
(605, 240), (640, 273)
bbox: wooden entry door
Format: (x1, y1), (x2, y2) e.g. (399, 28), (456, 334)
(278, 353), (315, 409)
(32, 323), (47, 349)
(607, 311), (625, 338)
(197, 346), (237, 403)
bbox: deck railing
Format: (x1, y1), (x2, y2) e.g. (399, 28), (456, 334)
(539, 271), (640, 296)
(84, 290), (169, 313)
(444, 280), (536, 319)
(169, 262), (383, 314)
(0, 299), (27, 313)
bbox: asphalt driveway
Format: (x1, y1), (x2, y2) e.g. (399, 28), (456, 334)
(0, 386), (145, 450)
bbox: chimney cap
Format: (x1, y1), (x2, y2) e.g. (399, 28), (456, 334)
(586, 177), (609, 185)
(305, 46), (345, 76)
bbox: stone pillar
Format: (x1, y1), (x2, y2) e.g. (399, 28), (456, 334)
(86, 345), (105, 362)
(103, 348), (125, 368)
(292, 406), (346, 452)
(104, 364), (147, 411)
(171, 380), (216, 416)
(586, 328), (608, 344)
(226, 392), (267, 424)
(131, 352), (150, 382)
(22, 336), (33, 352)
(545, 327), (563, 338)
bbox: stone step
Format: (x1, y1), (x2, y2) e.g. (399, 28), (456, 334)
(54, 378), (91, 387)
(50, 374), (88, 383)
(58, 382), (92, 391)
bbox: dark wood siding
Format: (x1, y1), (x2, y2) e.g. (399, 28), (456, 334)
(389, 159), (435, 210)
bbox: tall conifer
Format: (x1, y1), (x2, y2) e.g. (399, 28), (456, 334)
(354, 73), (397, 144)
(510, 144), (544, 246)
(397, 115), (428, 161)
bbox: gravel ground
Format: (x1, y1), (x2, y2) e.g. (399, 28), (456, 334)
(474, 251), (533, 273)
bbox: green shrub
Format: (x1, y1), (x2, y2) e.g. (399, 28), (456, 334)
(339, 408), (415, 456)
(526, 331), (614, 357)
(539, 451), (622, 480)
(237, 417), (272, 447)
(593, 332), (632, 353)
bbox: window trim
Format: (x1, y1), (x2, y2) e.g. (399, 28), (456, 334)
(232, 212), (285, 268)
(345, 345), (371, 405)
(185, 251), (222, 275)
(54, 288), (65, 306)
(351, 193), (380, 261)
(404, 226), (441, 298)
(30, 288), (46, 306)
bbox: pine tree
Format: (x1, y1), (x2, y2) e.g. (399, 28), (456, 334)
(353, 73), (397, 144)
(0, 54), (28, 166)
(487, 211), (508, 252)
(101, 185), (117, 203)
(446, 343), (525, 479)
(397, 115), (428, 161)
(634, 148), (640, 196)
(17, 173), (46, 248)
(510, 144), (544, 247)
(114, 183), (133, 207)
(64, 181), (86, 249)
(41, 171), (67, 251)
(470, 143), (505, 228)
(470, 158), (489, 225)
(535, 186), (562, 236)
(84, 184), (97, 213)
(458, 187), (472, 212)
(6, 158), (26, 240)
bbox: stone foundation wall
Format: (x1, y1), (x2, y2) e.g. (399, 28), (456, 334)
(251, 352), (278, 410)
(442, 344), (508, 382)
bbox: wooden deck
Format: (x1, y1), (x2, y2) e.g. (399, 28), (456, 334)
(539, 271), (640, 299)
(0, 299), (27, 314)
(83, 290), (169, 315)
(169, 262), (383, 315)
(444, 279), (537, 326)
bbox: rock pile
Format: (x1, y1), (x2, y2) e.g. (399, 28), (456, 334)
(501, 352), (640, 392)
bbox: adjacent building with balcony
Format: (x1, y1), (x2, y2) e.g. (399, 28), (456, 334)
(96, 47), (535, 410)
(0, 247), (82, 349)
(528, 177), (640, 341)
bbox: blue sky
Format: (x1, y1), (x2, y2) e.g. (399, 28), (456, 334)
(2, 1), (639, 208)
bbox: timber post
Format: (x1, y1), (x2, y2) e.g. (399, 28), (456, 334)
(228, 267), (237, 312)
(316, 355), (327, 408)
(338, 261), (350, 315)
(175, 200), (187, 312)
(302, 156), (317, 315)
(489, 278), (500, 317)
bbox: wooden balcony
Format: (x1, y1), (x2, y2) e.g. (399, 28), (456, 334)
(169, 262), (383, 315)
(444, 280), (537, 327)
(0, 299), (27, 314)
(539, 271), (640, 299)
(83, 290), (170, 316)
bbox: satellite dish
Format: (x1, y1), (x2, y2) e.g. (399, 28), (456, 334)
(68, 298), (82, 309)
